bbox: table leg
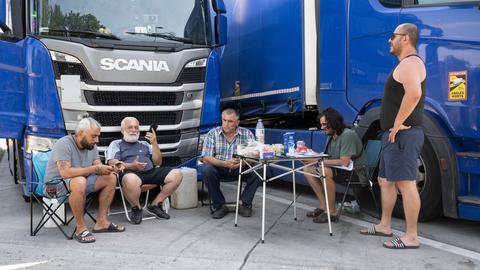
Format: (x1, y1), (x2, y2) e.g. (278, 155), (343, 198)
(261, 163), (266, 243)
(235, 158), (243, 227)
(292, 160), (297, 221)
(320, 159), (333, 236)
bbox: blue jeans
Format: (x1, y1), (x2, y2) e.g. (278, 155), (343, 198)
(202, 164), (261, 210)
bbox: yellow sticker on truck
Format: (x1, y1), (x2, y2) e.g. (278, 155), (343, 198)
(448, 71), (467, 101)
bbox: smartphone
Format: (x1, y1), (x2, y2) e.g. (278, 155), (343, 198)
(149, 124), (157, 133)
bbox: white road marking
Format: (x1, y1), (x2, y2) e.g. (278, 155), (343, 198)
(0, 261), (48, 270)
(224, 183), (480, 261)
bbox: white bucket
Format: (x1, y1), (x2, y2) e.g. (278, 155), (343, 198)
(42, 197), (66, 228)
(171, 167), (198, 209)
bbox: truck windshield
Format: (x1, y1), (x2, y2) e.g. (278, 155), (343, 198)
(29, 0), (210, 45)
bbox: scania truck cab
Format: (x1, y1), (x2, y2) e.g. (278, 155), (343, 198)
(0, 0), (227, 198)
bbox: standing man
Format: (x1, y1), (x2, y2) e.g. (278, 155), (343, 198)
(303, 108), (368, 223)
(360, 23), (426, 249)
(44, 118), (125, 244)
(106, 117), (183, 224)
(202, 108), (261, 219)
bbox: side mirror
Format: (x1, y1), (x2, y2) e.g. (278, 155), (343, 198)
(212, 0), (226, 14)
(214, 14), (227, 47)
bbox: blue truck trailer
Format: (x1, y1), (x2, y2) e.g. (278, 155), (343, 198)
(0, 0), (227, 198)
(220, 0), (480, 221)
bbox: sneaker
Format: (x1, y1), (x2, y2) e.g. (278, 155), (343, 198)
(130, 206), (143, 224)
(312, 212), (339, 223)
(147, 204), (170, 219)
(212, 205), (229, 219)
(238, 204), (252, 217)
(306, 208), (324, 218)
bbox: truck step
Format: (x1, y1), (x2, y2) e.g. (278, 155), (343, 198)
(458, 196), (480, 206)
(457, 152), (480, 175)
(457, 152), (480, 158)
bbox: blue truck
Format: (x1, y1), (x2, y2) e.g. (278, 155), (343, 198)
(0, 0), (227, 198)
(219, 0), (480, 221)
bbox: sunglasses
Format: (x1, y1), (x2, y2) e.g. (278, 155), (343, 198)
(390, 32), (407, 40)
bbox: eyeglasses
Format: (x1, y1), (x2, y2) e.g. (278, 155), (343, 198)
(390, 32), (407, 40)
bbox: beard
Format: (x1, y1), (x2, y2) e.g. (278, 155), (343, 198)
(79, 137), (95, 150)
(123, 132), (139, 143)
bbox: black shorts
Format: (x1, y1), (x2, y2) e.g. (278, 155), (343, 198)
(119, 167), (174, 186)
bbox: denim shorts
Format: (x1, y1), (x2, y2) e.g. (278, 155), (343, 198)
(64, 174), (97, 194)
(378, 126), (424, 181)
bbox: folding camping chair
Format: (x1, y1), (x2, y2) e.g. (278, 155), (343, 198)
(105, 149), (168, 223)
(337, 140), (381, 219)
(30, 150), (96, 239)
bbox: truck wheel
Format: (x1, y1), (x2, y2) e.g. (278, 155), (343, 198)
(392, 137), (443, 221)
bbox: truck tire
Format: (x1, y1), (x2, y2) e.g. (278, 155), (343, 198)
(392, 137), (443, 221)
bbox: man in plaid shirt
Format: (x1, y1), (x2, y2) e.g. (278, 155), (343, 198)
(202, 108), (261, 219)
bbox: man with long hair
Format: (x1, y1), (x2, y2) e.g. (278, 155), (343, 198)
(304, 108), (368, 223)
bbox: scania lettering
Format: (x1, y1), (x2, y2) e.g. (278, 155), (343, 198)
(99, 58), (170, 72)
(221, 0), (480, 221)
(0, 0), (227, 200)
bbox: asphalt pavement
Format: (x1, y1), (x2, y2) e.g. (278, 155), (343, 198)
(0, 150), (479, 270)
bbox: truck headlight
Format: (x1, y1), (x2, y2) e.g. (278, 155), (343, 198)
(49, 50), (91, 81)
(49, 50), (81, 63)
(197, 133), (208, 153)
(185, 58), (207, 68)
(26, 135), (57, 153)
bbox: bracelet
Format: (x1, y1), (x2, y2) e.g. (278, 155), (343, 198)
(95, 165), (101, 174)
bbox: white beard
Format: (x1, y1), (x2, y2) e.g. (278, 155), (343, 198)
(123, 133), (139, 143)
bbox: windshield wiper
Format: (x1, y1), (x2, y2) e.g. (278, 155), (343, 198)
(47, 29), (121, 40)
(125, 31), (192, 43)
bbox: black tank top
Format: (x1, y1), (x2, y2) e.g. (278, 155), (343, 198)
(380, 54), (426, 131)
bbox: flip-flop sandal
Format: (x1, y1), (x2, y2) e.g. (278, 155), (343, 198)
(74, 229), (96, 243)
(92, 222), (125, 233)
(306, 208), (324, 217)
(360, 226), (393, 237)
(383, 237), (420, 249)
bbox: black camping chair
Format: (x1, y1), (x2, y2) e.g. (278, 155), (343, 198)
(337, 140), (381, 219)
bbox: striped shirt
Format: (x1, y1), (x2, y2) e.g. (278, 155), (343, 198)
(202, 126), (255, 161)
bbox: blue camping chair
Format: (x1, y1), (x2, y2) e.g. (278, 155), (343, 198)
(30, 150), (96, 239)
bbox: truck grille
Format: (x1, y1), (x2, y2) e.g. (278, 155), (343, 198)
(98, 130), (181, 147)
(84, 91), (183, 106)
(177, 67), (206, 83)
(162, 156), (183, 166)
(89, 111), (182, 126)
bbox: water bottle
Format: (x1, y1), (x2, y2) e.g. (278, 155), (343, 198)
(350, 200), (360, 214)
(255, 119), (265, 144)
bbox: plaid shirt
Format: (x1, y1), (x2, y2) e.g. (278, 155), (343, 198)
(202, 126), (255, 161)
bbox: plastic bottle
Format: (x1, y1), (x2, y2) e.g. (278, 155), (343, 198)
(341, 200), (360, 215)
(350, 200), (360, 214)
(255, 119), (265, 144)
